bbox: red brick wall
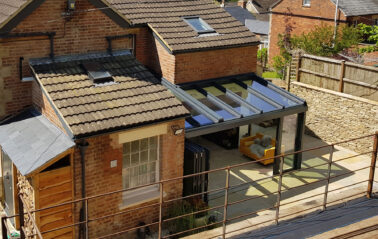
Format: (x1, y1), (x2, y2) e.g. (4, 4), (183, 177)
(73, 119), (185, 238)
(269, 0), (347, 63)
(0, 0), (149, 119)
(32, 80), (67, 133)
(158, 45), (257, 84)
(347, 14), (378, 26)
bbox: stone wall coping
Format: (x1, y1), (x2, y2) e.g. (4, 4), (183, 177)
(291, 82), (378, 106)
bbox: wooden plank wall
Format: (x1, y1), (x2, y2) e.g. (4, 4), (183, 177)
(36, 166), (73, 238)
(296, 54), (378, 101)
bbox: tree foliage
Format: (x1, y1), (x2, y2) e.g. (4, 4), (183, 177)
(358, 23), (378, 44)
(281, 24), (362, 57)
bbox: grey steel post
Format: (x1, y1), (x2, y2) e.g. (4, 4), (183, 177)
(158, 182), (164, 239)
(275, 156), (284, 224)
(222, 167), (231, 239)
(323, 145), (334, 211)
(367, 132), (378, 198)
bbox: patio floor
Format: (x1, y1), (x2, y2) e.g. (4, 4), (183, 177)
(185, 133), (376, 238)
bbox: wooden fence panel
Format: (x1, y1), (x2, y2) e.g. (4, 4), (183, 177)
(296, 54), (378, 101)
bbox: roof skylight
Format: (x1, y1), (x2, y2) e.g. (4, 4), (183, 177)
(183, 17), (216, 34)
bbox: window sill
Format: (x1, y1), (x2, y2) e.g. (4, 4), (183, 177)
(302, 4), (311, 8)
(119, 185), (164, 210)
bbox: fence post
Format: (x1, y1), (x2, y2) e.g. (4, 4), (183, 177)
(85, 199), (89, 239)
(18, 194), (25, 239)
(338, 60), (346, 92)
(323, 145), (334, 211)
(222, 167), (230, 239)
(367, 132), (378, 198)
(2, 217), (8, 239)
(158, 182), (163, 239)
(275, 156), (284, 225)
(295, 56), (302, 82)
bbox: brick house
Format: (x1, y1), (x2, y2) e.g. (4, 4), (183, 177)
(0, 0), (308, 238)
(268, 0), (378, 63)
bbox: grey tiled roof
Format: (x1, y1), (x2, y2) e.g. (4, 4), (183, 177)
(107, 0), (259, 53)
(331, 0), (378, 16)
(225, 6), (256, 24)
(0, 0), (28, 26)
(0, 109), (75, 176)
(245, 19), (269, 35)
(29, 51), (189, 137)
(251, 0), (277, 13)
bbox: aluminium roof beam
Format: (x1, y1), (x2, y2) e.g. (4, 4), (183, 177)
(162, 78), (223, 123)
(212, 82), (262, 114)
(194, 86), (242, 118)
(232, 79), (284, 109)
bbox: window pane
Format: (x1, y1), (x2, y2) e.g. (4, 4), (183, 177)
(123, 142), (130, 154)
(123, 169), (129, 189)
(131, 140), (139, 153)
(150, 137), (158, 149)
(150, 172), (156, 183)
(186, 18), (213, 32)
(149, 148), (157, 162)
(123, 154), (130, 168)
(148, 162), (156, 173)
(131, 153), (139, 166)
(130, 167), (138, 187)
(141, 138), (148, 150)
(140, 150), (148, 163)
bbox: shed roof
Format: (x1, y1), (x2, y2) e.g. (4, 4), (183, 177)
(30, 50), (189, 138)
(0, 109), (75, 176)
(107, 0), (259, 53)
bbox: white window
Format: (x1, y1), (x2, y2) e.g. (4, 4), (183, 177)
(303, 0), (311, 6)
(122, 136), (159, 189)
(183, 17), (216, 34)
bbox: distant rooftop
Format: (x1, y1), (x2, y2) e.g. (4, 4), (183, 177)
(245, 19), (269, 35)
(224, 6), (256, 24)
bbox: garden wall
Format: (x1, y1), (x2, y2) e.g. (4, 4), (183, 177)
(291, 82), (378, 153)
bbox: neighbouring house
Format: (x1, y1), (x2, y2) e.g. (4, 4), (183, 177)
(268, 0), (378, 63)
(225, 0), (274, 49)
(0, 0), (307, 238)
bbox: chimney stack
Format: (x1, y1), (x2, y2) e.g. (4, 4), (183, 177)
(238, 0), (247, 9)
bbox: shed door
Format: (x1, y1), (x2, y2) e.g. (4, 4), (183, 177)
(37, 157), (73, 239)
(2, 152), (15, 225)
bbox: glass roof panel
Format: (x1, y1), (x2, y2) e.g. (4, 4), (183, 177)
(244, 80), (297, 107)
(203, 86), (257, 116)
(221, 83), (276, 112)
(185, 89), (235, 121)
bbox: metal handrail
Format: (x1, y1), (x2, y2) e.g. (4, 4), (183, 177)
(5, 132), (377, 239)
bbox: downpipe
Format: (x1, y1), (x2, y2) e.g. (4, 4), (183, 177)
(77, 140), (89, 239)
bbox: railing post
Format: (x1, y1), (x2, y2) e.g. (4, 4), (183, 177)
(158, 182), (163, 239)
(222, 167), (230, 239)
(367, 132), (378, 198)
(2, 217), (8, 239)
(85, 199), (89, 239)
(323, 145), (334, 211)
(18, 194), (25, 239)
(339, 60), (346, 92)
(295, 56), (302, 82)
(275, 156), (284, 225)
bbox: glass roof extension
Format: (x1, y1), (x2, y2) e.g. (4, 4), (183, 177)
(162, 73), (307, 137)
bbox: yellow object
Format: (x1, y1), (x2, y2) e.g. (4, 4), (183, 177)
(239, 133), (276, 165)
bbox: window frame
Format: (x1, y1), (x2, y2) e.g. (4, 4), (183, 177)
(183, 16), (216, 34)
(121, 136), (160, 207)
(302, 0), (311, 7)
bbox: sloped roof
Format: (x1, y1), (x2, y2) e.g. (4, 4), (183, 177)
(0, 0), (28, 26)
(29, 51), (189, 138)
(0, 108), (75, 176)
(330, 0), (378, 16)
(250, 0), (277, 13)
(107, 0), (259, 53)
(225, 6), (256, 24)
(245, 19), (269, 35)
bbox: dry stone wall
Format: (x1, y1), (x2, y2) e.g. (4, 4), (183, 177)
(291, 82), (378, 153)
